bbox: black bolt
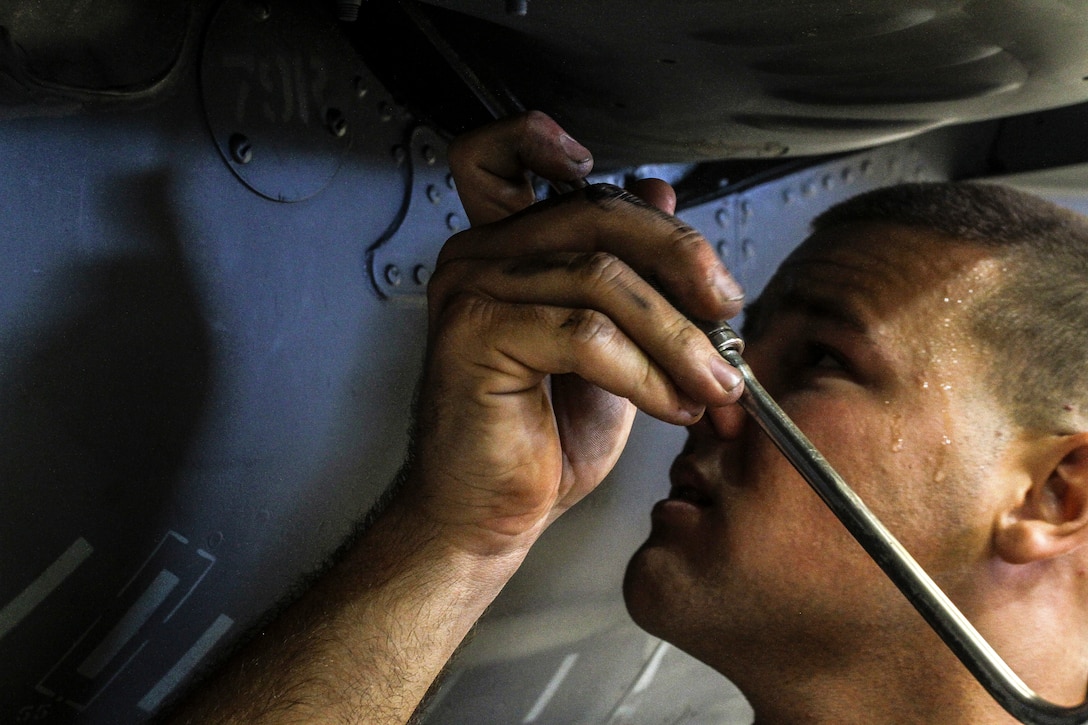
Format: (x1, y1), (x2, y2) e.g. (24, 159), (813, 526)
(353, 76), (368, 99)
(229, 133), (253, 164)
(252, 0), (271, 21)
(326, 108), (348, 138)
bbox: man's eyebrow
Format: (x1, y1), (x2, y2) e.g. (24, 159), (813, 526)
(743, 281), (869, 339)
(778, 287), (869, 334)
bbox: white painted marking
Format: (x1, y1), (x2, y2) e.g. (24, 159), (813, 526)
(0, 538), (93, 642)
(137, 613), (234, 713)
(631, 641), (670, 695)
(77, 569), (179, 679)
(119, 531), (186, 596)
(162, 549), (216, 624)
(522, 653), (578, 723)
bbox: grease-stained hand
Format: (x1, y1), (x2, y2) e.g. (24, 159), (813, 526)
(407, 111), (745, 558)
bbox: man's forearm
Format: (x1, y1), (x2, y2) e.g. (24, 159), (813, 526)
(163, 493), (525, 724)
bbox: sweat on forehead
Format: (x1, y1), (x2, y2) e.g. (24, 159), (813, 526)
(808, 181), (1088, 432)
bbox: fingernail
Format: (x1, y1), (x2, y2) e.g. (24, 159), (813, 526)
(559, 133), (592, 166)
(710, 354), (743, 395)
(712, 266), (744, 308)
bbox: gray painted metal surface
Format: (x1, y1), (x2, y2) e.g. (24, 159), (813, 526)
(0, 2), (1048, 724)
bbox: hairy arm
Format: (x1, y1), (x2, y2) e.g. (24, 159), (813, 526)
(163, 491), (524, 724)
(161, 111), (744, 724)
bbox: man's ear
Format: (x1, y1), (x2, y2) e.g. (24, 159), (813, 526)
(994, 433), (1088, 565)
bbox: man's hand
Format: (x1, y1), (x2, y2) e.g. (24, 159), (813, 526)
(408, 111), (746, 559)
(161, 112), (744, 725)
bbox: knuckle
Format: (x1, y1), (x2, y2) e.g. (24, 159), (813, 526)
(562, 308), (620, 349)
(665, 225), (712, 261)
(435, 227), (477, 266)
(664, 316), (707, 353)
(573, 251), (628, 289)
(438, 292), (496, 339)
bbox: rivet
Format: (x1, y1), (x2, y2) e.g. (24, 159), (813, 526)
(782, 188), (793, 205)
(841, 167), (856, 184)
(740, 201), (752, 220)
(821, 174), (833, 190)
(413, 265), (432, 285)
(860, 159), (873, 175)
(392, 145), (407, 165)
(384, 265), (402, 286)
(251, 0), (271, 22)
(421, 145), (437, 165)
(714, 208), (729, 227)
(379, 102), (394, 122)
(229, 133), (252, 164)
(446, 213), (463, 231)
(801, 182), (815, 198)
(353, 76), (369, 99)
(426, 184), (442, 204)
(716, 239), (730, 258)
(326, 108), (348, 138)
(742, 238), (756, 261)
(445, 172), (456, 190)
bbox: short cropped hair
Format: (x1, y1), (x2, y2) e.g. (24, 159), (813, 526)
(812, 182), (1088, 432)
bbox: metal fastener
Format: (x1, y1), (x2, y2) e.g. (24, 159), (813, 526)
(426, 185), (442, 204)
(251, 0), (271, 22)
(414, 265), (432, 285)
(714, 207), (729, 227)
(446, 213), (463, 231)
(421, 145), (437, 165)
(326, 108), (348, 138)
(353, 76), (369, 99)
(384, 264), (402, 286)
(392, 145), (407, 166)
(229, 133), (253, 164)
(379, 102), (394, 122)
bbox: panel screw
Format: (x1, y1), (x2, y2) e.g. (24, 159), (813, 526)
(714, 208), (729, 227)
(413, 265), (432, 285)
(446, 213), (463, 231)
(229, 133), (252, 164)
(384, 264), (402, 286)
(742, 238), (756, 261)
(353, 76), (369, 99)
(426, 184), (442, 204)
(251, 0), (271, 22)
(326, 108), (348, 138)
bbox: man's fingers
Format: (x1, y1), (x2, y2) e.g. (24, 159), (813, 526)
(433, 295), (708, 426)
(449, 111), (593, 226)
(428, 252), (743, 409)
(438, 183), (745, 322)
(627, 178), (677, 215)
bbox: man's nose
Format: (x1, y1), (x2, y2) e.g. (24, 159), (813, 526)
(701, 401), (748, 441)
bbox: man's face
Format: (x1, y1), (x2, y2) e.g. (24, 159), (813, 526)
(624, 221), (1021, 677)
